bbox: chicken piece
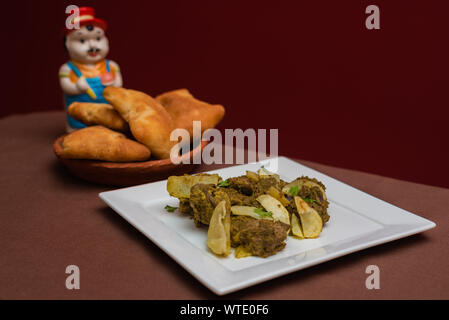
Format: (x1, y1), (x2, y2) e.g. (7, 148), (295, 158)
(222, 188), (260, 207)
(295, 177), (329, 224)
(189, 183), (261, 226)
(189, 184), (230, 226)
(178, 198), (193, 216)
(283, 176), (330, 224)
(230, 216), (289, 258)
(227, 176), (256, 196)
(227, 175), (286, 197)
(257, 176), (286, 194)
(188, 175), (288, 227)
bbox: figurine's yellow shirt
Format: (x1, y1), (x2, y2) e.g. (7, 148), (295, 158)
(68, 60), (116, 83)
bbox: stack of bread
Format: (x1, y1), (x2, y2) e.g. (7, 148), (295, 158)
(60, 88), (225, 162)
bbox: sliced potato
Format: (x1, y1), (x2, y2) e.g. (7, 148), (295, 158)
(207, 200), (231, 256)
(167, 174), (221, 199)
(256, 194), (290, 225)
(290, 213), (304, 239)
(246, 170), (259, 182)
(267, 186), (290, 206)
(294, 196), (322, 238)
(231, 205), (273, 220)
(257, 167), (280, 181)
(235, 245), (252, 259)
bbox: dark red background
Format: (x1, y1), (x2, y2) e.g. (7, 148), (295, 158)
(2, 0), (448, 188)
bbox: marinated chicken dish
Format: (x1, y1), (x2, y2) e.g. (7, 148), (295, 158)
(166, 167), (329, 258)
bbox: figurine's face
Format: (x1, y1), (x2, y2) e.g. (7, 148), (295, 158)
(66, 25), (109, 64)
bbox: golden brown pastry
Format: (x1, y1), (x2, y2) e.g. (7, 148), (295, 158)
(156, 89), (225, 137)
(103, 87), (176, 159)
(67, 102), (128, 132)
(60, 126), (151, 162)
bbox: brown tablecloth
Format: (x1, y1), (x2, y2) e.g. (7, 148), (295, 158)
(0, 112), (448, 299)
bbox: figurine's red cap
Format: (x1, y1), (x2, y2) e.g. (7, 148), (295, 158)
(64, 7), (107, 35)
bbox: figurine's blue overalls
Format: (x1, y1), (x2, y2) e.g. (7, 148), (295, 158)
(64, 59), (112, 129)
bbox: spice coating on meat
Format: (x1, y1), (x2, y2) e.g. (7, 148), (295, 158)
(257, 176), (286, 193)
(179, 198), (193, 215)
(227, 175), (286, 197)
(227, 176), (255, 196)
(189, 184), (230, 226)
(230, 216), (290, 258)
(296, 176), (330, 224)
(189, 175), (288, 227)
(222, 188), (260, 207)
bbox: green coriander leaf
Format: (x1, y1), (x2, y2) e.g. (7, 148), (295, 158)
(164, 205), (178, 212)
(289, 185), (299, 196)
(254, 208), (273, 218)
(304, 197), (316, 204)
(218, 179), (230, 187)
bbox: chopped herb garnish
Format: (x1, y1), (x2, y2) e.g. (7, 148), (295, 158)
(289, 185), (299, 196)
(217, 179), (230, 187)
(164, 205), (178, 212)
(304, 197), (316, 204)
(254, 208), (273, 218)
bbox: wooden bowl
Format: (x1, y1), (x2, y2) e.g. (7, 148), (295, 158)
(53, 135), (207, 186)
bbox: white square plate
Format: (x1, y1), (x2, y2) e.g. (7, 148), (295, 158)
(99, 156), (435, 295)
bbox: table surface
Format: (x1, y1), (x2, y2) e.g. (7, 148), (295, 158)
(1, 112), (448, 300)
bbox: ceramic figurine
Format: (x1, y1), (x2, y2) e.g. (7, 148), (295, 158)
(59, 7), (123, 132)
